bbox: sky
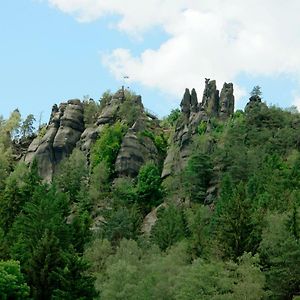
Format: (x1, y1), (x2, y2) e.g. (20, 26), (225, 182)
(1, 0), (300, 123)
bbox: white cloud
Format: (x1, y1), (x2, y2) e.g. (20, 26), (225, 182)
(48, 0), (300, 102)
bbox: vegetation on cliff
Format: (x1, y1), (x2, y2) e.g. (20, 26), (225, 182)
(0, 87), (299, 299)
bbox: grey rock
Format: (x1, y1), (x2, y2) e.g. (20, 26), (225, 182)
(219, 83), (234, 119)
(202, 79), (219, 116)
(190, 88), (198, 113)
(115, 126), (159, 177)
(180, 88), (191, 116)
(24, 100), (84, 181)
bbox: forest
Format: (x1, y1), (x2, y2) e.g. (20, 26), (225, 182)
(0, 87), (299, 300)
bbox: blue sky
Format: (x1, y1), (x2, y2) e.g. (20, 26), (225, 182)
(1, 0), (300, 123)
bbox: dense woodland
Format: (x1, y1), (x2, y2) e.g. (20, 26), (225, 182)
(0, 88), (300, 299)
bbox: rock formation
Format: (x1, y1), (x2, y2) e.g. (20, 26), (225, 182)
(219, 83), (234, 119)
(24, 100), (84, 181)
(162, 79), (235, 178)
(24, 89), (162, 181)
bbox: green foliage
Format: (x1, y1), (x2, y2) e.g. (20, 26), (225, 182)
(83, 97), (101, 126)
(151, 205), (186, 251)
(183, 152), (213, 203)
(20, 114), (36, 139)
(54, 148), (88, 201)
(214, 180), (258, 259)
(165, 108), (181, 126)
(136, 162), (164, 212)
(119, 91), (141, 126)
(197, 120), (207, 135)
(250, 85), (262, 97)
(2, 98), (300, 299)
(185, 204), (212, 258)
(99, 90), (112, 111)
(0, 162), (41, 233)
(91, 121), (127, 173)
(0, 260), (30, 299)
(174, 253), (265, 300)
(104, 205), (142, 245)
(140, 130), (168, 156)
(259, 212), (300, 299)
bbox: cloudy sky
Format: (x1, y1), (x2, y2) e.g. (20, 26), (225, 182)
(1, 0), (300, 121)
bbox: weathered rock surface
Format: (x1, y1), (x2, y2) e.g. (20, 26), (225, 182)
(24, 100), (84, 181)
(202, 79), (219, 116)
(24, 89), (162, 181)
(219, 83), (234, 119)
(162, 79), (235, 179)
(115, 118), (159, 177)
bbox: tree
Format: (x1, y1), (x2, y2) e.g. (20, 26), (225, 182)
(52, 248), (97, 300)
(183, 152), (213, 203)
(20, 114), (36, 139)
(259, 212), (300, 299)
(0, 260), (30, 299)
(0, 162), (40, 233)
(54, 148), (88, 202)
(214, 181), (255, 259)
(27, 230), (65, 300)
(90, 122), (127, 173)
(151, 205), (186, 251)
(136, 162), (163, 213)
(104, 205), (142, 245)
(250, 85), (262, 97)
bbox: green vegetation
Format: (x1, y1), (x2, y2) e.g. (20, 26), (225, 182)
(90, 121), (127, 173)
(0, 95), (300, 299)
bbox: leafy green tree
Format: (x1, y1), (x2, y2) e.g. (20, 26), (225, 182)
(151, 205), (186, 251)
(259, 212), (300, 299)
(112, 177), (137, 206)
(165, 108), (181, 126)
(185, 204), (212, 258)
(0, 260), (30, 299)
(250, 85), (262, 97)
(174, 259), (233, 300)
(136, 162), (164, 212)
(104, 205), (142, 245)
(54, 148), (88, 202)
(91, 122), (127, 173)
(4, 109), (21, 141)
(0, 162), (41, 233)
(52, 248), (97, 300)
(9, 185), (70, 268)
(83, 97), (101, 126)
(183, 152), (213, 203)
(20, 114), (36, 139)
(27, 230), (64, 300)
(214, 181), (255, 259)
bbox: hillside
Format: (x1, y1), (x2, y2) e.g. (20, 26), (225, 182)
(0, 81), (299, 299)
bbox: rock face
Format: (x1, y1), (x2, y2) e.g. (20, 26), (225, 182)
(245, 95), (263, 112)
(24, 100), (84, 181)
(162, 79), (235, 178)
(202, 79), (219, 116)
(115, 119), (159, 177)
(219, 83), (234, 119)
(24, 89), (162, 181)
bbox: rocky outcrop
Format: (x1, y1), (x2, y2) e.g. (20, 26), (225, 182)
(245, 94), (263, 112)
(162, 79), (235, 179)
(24, 89), (162, 181)
(219, 83), (234, 119)
(115, 118), (159, 177)
(24, 100), (84, 181)
(202, 79), (219, 116)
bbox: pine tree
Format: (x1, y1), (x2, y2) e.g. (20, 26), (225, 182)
(214, 182), (255, 259)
